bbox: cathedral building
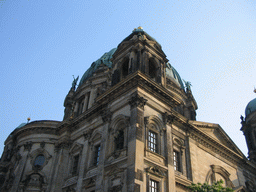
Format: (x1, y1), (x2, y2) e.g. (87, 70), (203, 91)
(0, 27), (256, 192)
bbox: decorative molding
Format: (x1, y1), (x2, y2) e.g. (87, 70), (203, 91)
(129, 93), (147, 109)
(24, 142), (32, 152)
(145, 165), (167, 178)
(100, 108), (112, 123)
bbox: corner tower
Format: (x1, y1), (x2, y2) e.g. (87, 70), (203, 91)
(241, 92), (256, 163)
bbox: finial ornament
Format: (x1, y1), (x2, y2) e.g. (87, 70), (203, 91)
(27, 117), (31, 123)
(254, 87), (256, 93)
(138, 26), (143, 30)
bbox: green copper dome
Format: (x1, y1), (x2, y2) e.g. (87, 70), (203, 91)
(79, 48), (117, 86)
(245, 97), (256, 117)
(166, 63), (184, 89)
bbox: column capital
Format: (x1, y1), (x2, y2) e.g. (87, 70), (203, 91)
(129, 93), (147, 110)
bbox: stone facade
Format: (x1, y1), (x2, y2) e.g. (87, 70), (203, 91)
(0, 27), (255, 192)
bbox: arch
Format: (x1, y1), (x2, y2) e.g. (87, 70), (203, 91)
(106, 115), (130, 160)
(148, 58), (158, 80)
(205, 165), (234, 188)
(173, 137), (183, 147)
(110, 114), (130, 134)
(145, 115), (165, 155)
(146, 115), (165, 132)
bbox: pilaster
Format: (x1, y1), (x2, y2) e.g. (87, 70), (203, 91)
(127, 93), (147, 192)
(95, 109), (112, 192)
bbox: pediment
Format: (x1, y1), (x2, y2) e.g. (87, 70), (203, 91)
(190, 121), (244, 157)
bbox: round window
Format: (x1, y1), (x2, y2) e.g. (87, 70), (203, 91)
(34, 155), (45, 167)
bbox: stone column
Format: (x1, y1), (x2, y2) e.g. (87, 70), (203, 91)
(163, 113), (176, 192)
(185, 132), (193, 181)
(50, 142), (70, 192)
(88, 86), (96, 109)
(127, 93), (147, 192)
(11, 142), (32, 192)
(76, 132), (91, 192)
(129, 49), (136, 73)
(137, 49), (141, 71)
(82, 93), (89, 112)
(95, 109), (112, 192)
(46, 144), (61, 192)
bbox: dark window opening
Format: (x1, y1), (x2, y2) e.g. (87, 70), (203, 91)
(149, 60), (156, 80)
(149, 179), (159, 192)
(115, 130), (124, 150)
(94, 145), (101, 166)
(86, 92), (90, 110)
(72, 154), (79, 176)
(122, 59), (129, 78)
(148, 131), (157, 153)
(34, 155), (45, 168)
(78, 101), (84, 115)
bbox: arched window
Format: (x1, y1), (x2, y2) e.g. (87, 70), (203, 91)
(115, 130), (124, 150)
(206, 165), (234, 188)
(149, 60), (156, 80)
(122, 58), (129, 78)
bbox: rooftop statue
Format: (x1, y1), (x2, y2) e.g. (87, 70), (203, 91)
(72, 75), (79, 90)
(183, 79), (192, 91)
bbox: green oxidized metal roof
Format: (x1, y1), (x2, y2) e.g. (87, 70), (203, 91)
(166, 63), (184, 89)
(245, 97), (256, 117)
(79, 48), (117, 86)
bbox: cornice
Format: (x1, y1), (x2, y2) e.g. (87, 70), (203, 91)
(12, 121), (60, 139)
(96, 71), (184, 108)
(57, 103), (107, 134)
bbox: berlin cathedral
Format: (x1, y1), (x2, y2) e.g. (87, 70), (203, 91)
(0, 27), (256, 192)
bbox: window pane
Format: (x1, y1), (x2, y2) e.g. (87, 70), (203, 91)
(173, 151), (180, 171)
(34, 155), (45, 166)
(72, 154), (79, 175)
(94, 145), (101, 166)
(149, 179), (159, 192)
(148, 131), (157, 153)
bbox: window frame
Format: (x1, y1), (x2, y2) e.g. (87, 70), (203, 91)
(34, 154), (45, 168)
(93, 144), (101, 166)
(71, 154), (80, 176)
(148, 130), (158, 153)
(173, 150), (181, 172)
(146, 173), (163, 192)
(149, 179), (159, 192)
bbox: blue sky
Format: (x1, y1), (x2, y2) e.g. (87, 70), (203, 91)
(0, 0), (255, 156)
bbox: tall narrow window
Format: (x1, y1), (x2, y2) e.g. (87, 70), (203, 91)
(149, 60), (156, 80)
(173, 151), (180, 171)
(122, 59), (129, 78)
(86, 92), (90, 110)
(149, 179), (159, 192)
(115, 130), (124, 150)
(78, 101), (84, 115)
(72, 154), (79, 176)
(148, 131), (157, 153)
(94, 145), (101, 166)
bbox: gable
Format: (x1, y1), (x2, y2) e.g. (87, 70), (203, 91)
(190, 121), (244, 157)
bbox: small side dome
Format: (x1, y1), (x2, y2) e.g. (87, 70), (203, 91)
(245, 98), (256, 117)
(166, 63), (184, 89)
(79, 48), (117, 87)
